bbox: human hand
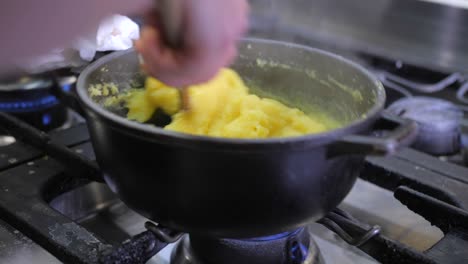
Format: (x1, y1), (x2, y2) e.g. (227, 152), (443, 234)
(134, 0), (249, 87)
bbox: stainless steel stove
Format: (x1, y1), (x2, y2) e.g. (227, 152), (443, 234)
(2, 1), (468, 262)
(0, 50), (467, 263)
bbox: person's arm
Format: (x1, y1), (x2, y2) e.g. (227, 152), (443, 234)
(0, 0), (146, 71)
(0, 0), (249, 86)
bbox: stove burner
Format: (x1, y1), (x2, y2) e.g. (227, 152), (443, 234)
(171, 228), (323, 264)
(387, 97), (463, 155)
(0, 76), (73, 131)
(3, 102), (468, 263)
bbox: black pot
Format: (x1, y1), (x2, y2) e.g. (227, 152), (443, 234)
(75, 39), (417, 238)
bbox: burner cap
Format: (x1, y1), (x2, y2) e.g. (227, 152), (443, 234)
(0, 75), (74, 131)
(0, 76), (53, 92)
(387, 97), (463, 155)
(171, 228), (323, 264)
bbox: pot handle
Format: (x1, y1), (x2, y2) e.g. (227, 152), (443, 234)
(328, 112), (419, 157)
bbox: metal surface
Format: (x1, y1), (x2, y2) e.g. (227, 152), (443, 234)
(99, 229), (169, 264)
(0, 118), (460, 263)
(248, 0), (468, 73)
(318, 209), (381, 247)
(0, 76), (52, 92)
(0, 118), (179, 264)
(0, 113), (180, 263)
(387, 97), (463, 155)
(0, 127), (111, 263)
(316, 147), (468, 263)
(74, 39), (414, 238)
(51, 182), (176, 264)
(170, 233), (323, 264)
(0, 135), (15, 147)
(0, 75), (72, 131)
(187, 228), (312, 264)
(0, 219), (60, 263)
(0, 113), (102, 183)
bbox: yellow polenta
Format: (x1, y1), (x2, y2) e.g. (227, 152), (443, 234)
(126, 68), (331, 138)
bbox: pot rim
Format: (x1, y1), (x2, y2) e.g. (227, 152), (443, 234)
(77, 38), (386, 147)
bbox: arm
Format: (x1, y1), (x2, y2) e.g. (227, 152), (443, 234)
(0, 0), (249, 86)
(0, 0), (149, 72)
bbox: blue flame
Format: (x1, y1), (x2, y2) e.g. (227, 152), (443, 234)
(245, 229), (301, 242)
(42, 114), (52, 125)
(290, 242), (308, 261)
(0, 95), (58, 112)
(62, 84), (72, 92)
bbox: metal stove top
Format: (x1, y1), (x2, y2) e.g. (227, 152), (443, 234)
(0, 122), (465, 263)
(1, 45), (468, 263)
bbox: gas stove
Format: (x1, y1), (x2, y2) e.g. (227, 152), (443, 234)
(0, 51), (468, 264)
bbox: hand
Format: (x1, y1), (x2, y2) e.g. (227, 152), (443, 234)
(135, 0), (249, 87)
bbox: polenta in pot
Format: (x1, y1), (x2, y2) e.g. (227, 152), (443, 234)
(98, 68), (339, 139)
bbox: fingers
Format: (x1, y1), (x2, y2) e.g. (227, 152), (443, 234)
(135, 27), (180, 85)
(137, 0), (249, 87)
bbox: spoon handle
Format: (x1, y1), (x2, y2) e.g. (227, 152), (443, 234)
(157, 0), (190, 111)
(157, 0), (184, 49)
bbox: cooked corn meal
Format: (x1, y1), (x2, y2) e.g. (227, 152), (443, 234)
(119, 68), (336, 138)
